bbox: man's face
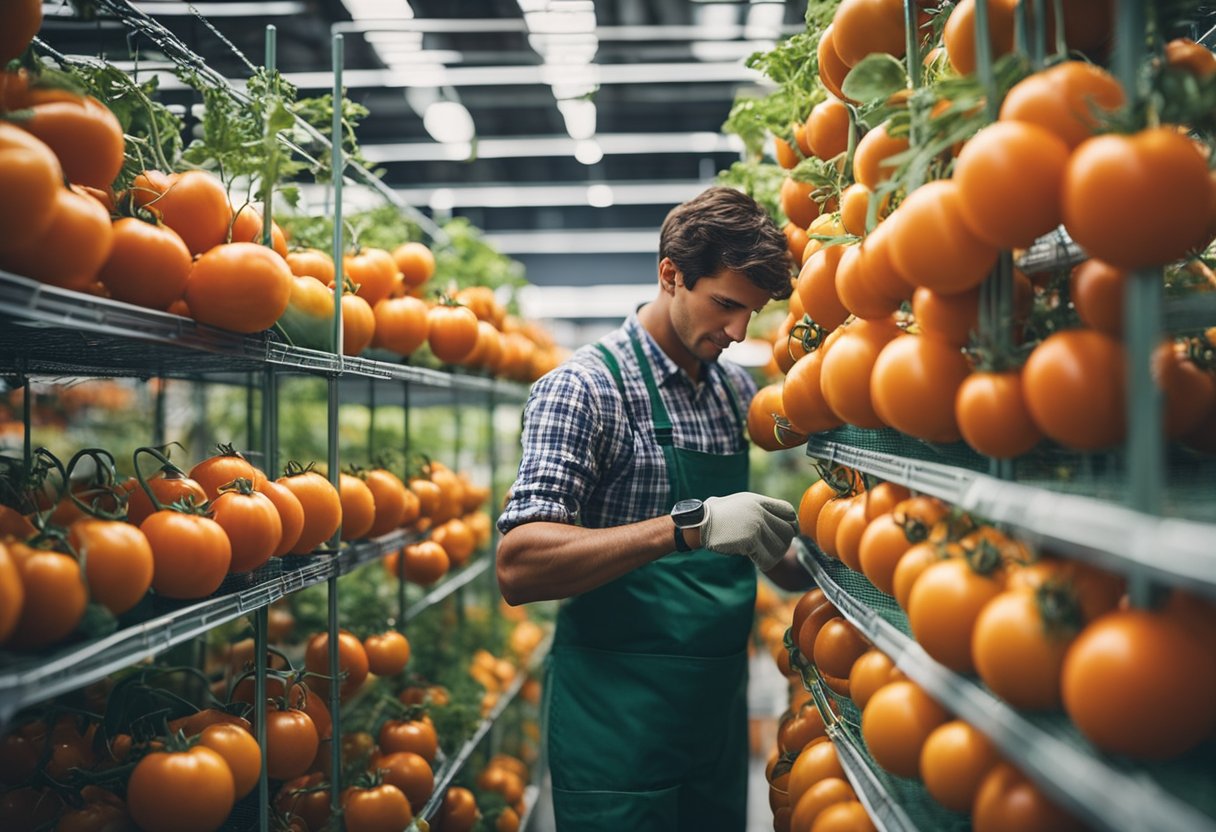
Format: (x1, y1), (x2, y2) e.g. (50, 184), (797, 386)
(668, 264), (773, 363)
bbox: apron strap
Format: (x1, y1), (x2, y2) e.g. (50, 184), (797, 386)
(593, 342), (626, 395)
(627, 334), (674, 447)
(714, 363), (746, 440)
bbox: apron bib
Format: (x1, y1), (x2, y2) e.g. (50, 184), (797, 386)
(546, 332), (755, 831)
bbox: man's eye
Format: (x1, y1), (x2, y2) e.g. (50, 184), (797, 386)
(715, 299), (734, 309)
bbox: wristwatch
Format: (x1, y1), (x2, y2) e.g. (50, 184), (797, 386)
(670, 498), (706, 552)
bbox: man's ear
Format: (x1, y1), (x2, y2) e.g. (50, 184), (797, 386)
(658, 257), (680, 293)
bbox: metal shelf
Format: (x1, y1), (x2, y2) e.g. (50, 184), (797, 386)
(0, 271), (529, 402)
(411, 633), (553, 829)
(0, 529), (503, 722)
(805, 435), (1216, 598)
(795, 540), (1216, 832)
(803, 671), (921, 832)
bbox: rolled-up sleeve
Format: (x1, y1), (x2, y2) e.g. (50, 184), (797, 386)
(497, 363), (613, 535)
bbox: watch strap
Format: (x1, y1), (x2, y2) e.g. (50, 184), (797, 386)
(673, 521), (692, 552)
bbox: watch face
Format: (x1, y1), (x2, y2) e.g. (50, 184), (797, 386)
(672, 498), (705, 527)
(672, 499), (702, 515)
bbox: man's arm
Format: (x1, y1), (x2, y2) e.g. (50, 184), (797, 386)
(497, 516), (684, 605)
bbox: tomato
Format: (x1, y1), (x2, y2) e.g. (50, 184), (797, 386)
(813, 617), (869, 679)
(790, 776), (856, 831)
(372, 750), (433, 814)
(408, 476), (442, 519)
(1021, 329), (1126, 450)
(342, 247), (398, 306)
(912, 284), (978, 348)
(428, 302), (480, 363)
(907, 557), (1003, 673)
(1063, 127), (1213, 269)
(797, 245), (850, 331)
(340, 290), (376, 356)
(255, 479), (304, 557)
(232, 676), (331, 740)
(210, 481), (282, 574)
(870, 333), (969, 443)
(6, 542), (87, 649)
(831, 0), (905, 66)
(142, 170), (232, 256)
(1155, 340), (1216, 439)
(186, 241), (293, 333)
(276, 467), (342, 554)
(389, 539), (450, 585)
(124, 468), (207, 526)
(819, 316), (901, 428)
(817, 24), (852, 101)
(856, 513), (910, 596)
(791, 587), (827, 637)
(888, 180), (998, 295)
(806, 97), (850, 161)
(265, 708), (319, 781)
(285, 248), (335, 284)
(229, 204), (288, 257)
(0, 124), (61, 252)
(53, 795), (130, 832)
(0, 542), (22, 645)
(198, 723), (261, 799)
(943, 0), (1018, 76)
(920, 720), (998, 813)
(364, 631), (411, 676)
(190, 447), (259, 500)
(888, 541), (941, 611)
(359, 468), (406, 537)
(854, 121), (909, 189)
(392, 241), (435, 287)
(1069, 258), (1124, 337)
(94, 218), (191, 310)
(796, 600), (841, 660)
(953, 370), (1043, 459)
(141, 508), (231, 598)
(1061, 608), (1216, 759)
(788, 740), (846, 806)
(463, 319), (505, 371)
(774, 135), (801, 170)
(839, 183), (880, 237)
(796, 480), (834, 538)
(275, 773), (331, 832)
(379, 717), (439, 763)
(781, 176), (820, 230)
(955, 121), (1070, 249)
(848, 649), (900, 711)
(810, 800), (876, 831)
(815, 495), (854, 558)
(337, 472), (376, 540)
(67, 518), (153, 615)
(126, 746), (235, 832)
(999, 61), (1125, 150)
(971, 587), (1075, 710)
(0, 0), (40, 63)
(1005, 557), (1124, 624)
(431, 517), (476, 567)
(861, 482), (910, 521)
(0, 185), (114, 290)
(834, 499), (869, 572)
(833, 242), (903, 321)
(305, 629), (370, 698)
(861, 680), (948, 778)
(439, 786), (480, 832)
(972, 763), (1085, 832)
(778, 704), (829, 755)
(22, 94), (124, 190)
(371, 295), (429, 356)
(1166, 37), (1216, 77)
(748, 382), (806, 451)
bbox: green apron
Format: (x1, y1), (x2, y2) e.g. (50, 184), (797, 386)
(546, 331), (756, 831)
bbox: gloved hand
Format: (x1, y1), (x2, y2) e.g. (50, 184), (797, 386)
(700, 492), (799, 571)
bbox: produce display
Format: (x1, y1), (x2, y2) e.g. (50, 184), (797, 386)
(0, 3), (551, 831)
(729, 1), (1216, 831)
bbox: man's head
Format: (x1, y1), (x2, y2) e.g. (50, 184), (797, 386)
(658, 186), (792, 300)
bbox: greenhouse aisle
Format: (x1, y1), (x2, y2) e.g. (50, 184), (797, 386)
(526, 648), (788, 831)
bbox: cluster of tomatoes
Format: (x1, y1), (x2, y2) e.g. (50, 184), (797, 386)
(0, 444), (493, 654)
(794, 469), (1216, 757)
(750, 0), (1216, 458)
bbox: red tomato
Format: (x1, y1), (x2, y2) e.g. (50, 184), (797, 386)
(140, 511), (232, 599)
(126, 746), (235, 832)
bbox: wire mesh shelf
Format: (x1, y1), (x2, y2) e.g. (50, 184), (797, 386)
(795, 539), (1216, 832)
(805, 431), (1216, 598)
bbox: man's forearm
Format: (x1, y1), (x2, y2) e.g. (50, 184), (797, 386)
(496, 516), (682, 605)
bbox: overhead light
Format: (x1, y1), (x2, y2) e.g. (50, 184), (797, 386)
(587, 184), (614, 207)
(690, 40), (774, 62)
(515, 0), (547, 12)
(342, 0), (413, 20)
(363, 31), (424, 46)
(574, 139), (603, 165)
(745, 1), (786, 40)
(423, 101), (475, 143)
(361, 132), (744, 163)
(557, 99), (596, 141)
(694, 3), (740, 39)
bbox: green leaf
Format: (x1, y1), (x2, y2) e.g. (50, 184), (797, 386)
(78, 602), (118, 640)
(841, 54), (908, 105)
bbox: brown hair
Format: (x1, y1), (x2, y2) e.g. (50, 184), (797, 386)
(658, 186), (792, 299)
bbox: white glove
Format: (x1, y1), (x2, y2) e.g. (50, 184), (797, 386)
(701, 492), (799, 571)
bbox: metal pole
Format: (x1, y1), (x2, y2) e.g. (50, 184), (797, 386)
(153, 377), (167, 449)
(973, 0), (999, 122)
(21, 375), (31, 470)
(263, 25), (277, 250)
(903, 0), (925, 188)
(399, 381), (410, 631)
(367, 378), (376, 463)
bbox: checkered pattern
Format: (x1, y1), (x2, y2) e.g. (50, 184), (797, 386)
(498, 315), (757, 533)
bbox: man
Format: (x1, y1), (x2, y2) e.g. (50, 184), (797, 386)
(496, 186), (810, 831)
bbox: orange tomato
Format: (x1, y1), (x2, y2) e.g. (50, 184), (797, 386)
(907, 557), (1004, 673)
(0, 123), (61, 252)
(848, 649), (900, 710)
(806, 97), (850, 161)
(972, 588), (1076, 710)
(1021, 329), (1126, 450)
(142, 170), (233, 256)
(22, 94), (124, 190)
(817, 25), (852, 101)
(98, 218), (192, 310)
(781, 176), (820, 230)
(854, 121), (909, 189)
(0, 0), (41, 64)
(955, 370), (1044, 459)
(870, 333), (970, 443)
(797, 245), (851, 331)
(860, 680), (948, 778)
(831, 0), (906, 66)
(392, 241), (435, 288)
(943, 0), (1018, 77)
(371, 295), (429, 356)
(185, 243), (293, 333)
(999, 61), (1124, 150)
(819, 316), (902, 428)
(0, 185), (114, 290)
(920, 720), (999, 813)
(887, 180), (998, 295)
(972, 763), (1085, 832)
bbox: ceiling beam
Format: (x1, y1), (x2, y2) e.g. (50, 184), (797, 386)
(361, 132), (744, 163)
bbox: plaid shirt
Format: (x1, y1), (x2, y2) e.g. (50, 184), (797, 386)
(498, 314), (757, 533)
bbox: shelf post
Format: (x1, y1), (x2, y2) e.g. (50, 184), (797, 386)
(487, 385), (500, 626)
(367, 377), (376, 462)
(902, 0), (923, 168)
(20, 373), (31, 470)
(254, 605), (270, 832)
(398, 380), (410, 633)
(1114, 0), (1163, 609)
(152, 376), (166, 449)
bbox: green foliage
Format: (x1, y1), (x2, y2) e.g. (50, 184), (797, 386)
(433, 218), (528, 296)
(291, 92), (376, 179)
(716, 159), (789, 222)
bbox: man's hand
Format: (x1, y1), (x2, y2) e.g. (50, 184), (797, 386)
(700, 492), (799, 571)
